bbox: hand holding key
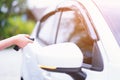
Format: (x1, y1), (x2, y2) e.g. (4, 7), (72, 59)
(13, 34), (34, 51)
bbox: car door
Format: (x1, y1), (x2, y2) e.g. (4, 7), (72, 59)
(34, 0), (106, 80)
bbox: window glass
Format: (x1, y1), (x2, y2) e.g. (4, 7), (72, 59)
(57, 10), (94, 64)
(38, 12), (61, 44)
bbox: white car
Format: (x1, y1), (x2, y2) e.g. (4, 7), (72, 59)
(20, 0), (120, 80)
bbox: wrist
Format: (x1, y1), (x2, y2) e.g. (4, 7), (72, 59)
(10, 36), (18, 45)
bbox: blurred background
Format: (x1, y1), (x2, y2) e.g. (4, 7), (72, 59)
(0, 0), (35, 40)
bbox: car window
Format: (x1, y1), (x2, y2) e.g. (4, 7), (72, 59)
(37, 1), (103, 67)
(56, 9), (94, 64)
(38, 12), (61, 44)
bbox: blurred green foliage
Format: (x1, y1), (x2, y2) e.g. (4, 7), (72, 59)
(0, 0), (35, 39)
(0, 15), (35, 39)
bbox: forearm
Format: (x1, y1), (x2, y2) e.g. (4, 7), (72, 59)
(0, 34), (33, 50)
(0, 37), (15, 50)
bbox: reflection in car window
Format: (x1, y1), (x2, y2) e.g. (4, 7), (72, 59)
(38, 12), (61, 44)
(56, 10), (94, 64)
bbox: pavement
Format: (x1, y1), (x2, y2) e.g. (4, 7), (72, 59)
(0, 48), (22, 80)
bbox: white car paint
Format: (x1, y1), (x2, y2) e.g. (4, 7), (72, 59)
(21, 0), (120, 80)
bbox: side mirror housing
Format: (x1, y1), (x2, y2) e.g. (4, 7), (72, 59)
(36, 43), (83, 72)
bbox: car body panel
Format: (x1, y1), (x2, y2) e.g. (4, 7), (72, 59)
(83, 0), (120, 65)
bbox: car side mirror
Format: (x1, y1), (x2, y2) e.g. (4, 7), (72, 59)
(36, 43), (83, 72)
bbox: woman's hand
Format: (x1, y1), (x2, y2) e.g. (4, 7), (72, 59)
(12, 34), (33, 48)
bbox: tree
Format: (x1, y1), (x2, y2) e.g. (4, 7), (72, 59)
(0, 0), (26, 27)
(0, 0), (34, 39)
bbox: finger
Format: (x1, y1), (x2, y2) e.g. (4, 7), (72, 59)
(25, 34), (30, 38)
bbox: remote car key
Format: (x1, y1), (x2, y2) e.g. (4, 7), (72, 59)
(13, 38), (34, 51)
